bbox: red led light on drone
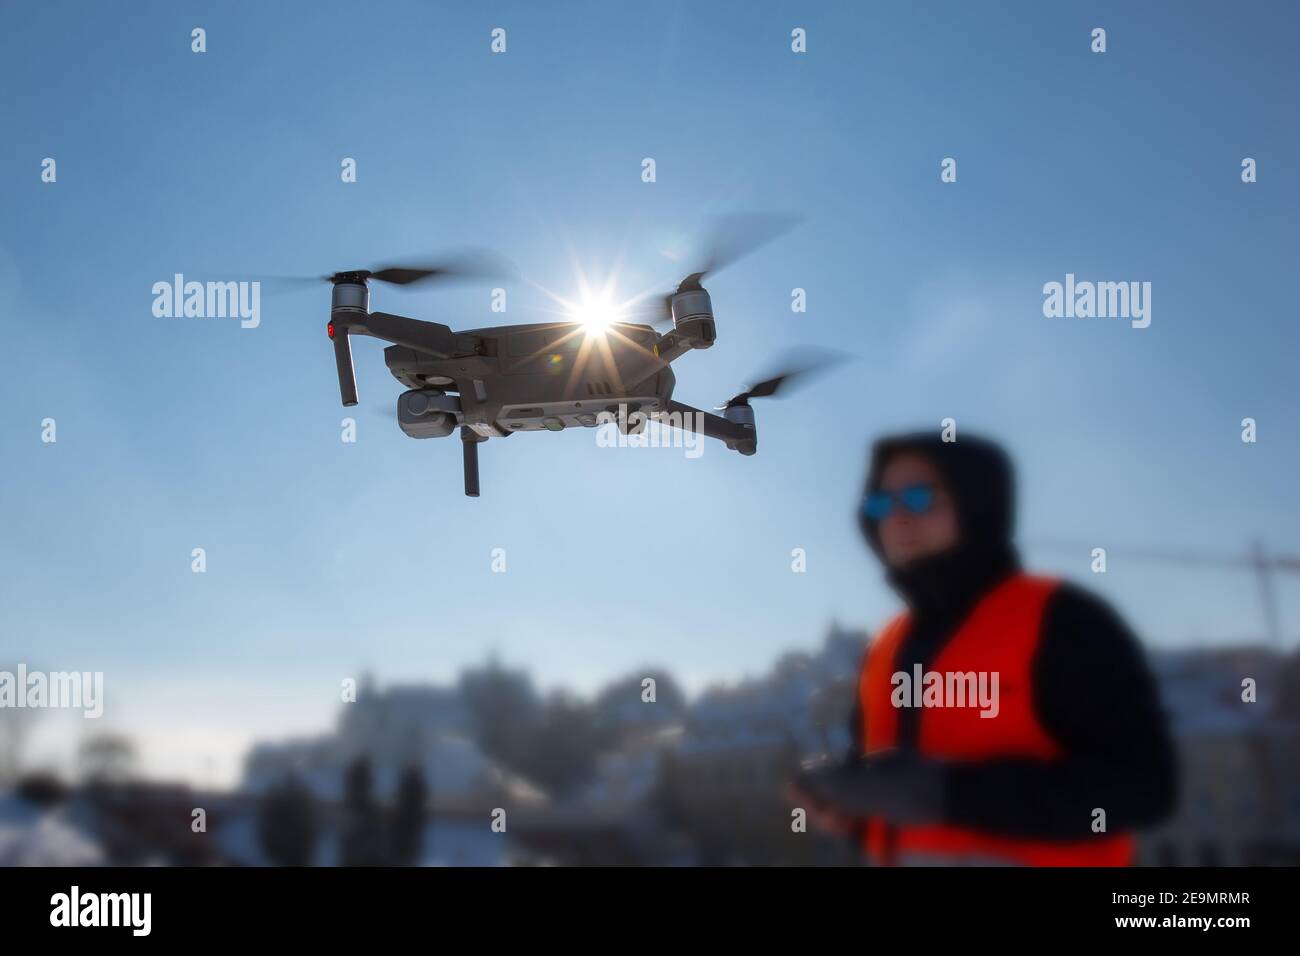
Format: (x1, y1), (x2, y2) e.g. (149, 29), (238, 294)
(327, 322), (335, 339)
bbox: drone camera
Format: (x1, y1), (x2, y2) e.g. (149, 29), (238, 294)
(397, 388), (458, 439)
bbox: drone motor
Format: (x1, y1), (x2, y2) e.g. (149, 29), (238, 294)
(328, 278), (369, 407)
(669, 276), (716, 349)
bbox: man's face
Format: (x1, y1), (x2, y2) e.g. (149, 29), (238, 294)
(874, 452), (960, 569)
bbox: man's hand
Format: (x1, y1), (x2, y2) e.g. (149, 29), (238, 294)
(789, 750), (948, 826)
(785, 779), (858, 835)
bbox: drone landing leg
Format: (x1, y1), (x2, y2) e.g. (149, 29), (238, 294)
(461, 428), (483, 497)
(332, 331), (358, 407)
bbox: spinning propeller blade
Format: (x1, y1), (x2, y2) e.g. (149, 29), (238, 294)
(255, 249), (514, 294)
(640, 213), (803, 326)
(717, 349), (848, 409)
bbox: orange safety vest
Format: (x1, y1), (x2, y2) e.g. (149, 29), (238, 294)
(859, 572), (1134, 866)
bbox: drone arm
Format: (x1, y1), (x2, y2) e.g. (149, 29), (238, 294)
(652, 329), (695, 366)
(359, 311), (464, 359)
(620, 328), (697, 394)
(663, 400), (756, 455)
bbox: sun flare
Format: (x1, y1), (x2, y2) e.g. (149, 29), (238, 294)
(570, 291), (622, 332)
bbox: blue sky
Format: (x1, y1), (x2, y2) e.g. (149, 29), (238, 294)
(2, 1), (1297, 783)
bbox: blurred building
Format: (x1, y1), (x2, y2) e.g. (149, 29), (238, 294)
(237, 677), (545, 866)
(655, 624), (867, 865)
(4, 628), (1298, 867)
(504, 624), (865, 866)
(1140, 646), (1300, 866)
(245, 678), (538, 801)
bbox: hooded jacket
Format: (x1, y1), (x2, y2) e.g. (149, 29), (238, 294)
(850, 432), (1178, 844)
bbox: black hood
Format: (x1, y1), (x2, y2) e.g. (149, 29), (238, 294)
(859, 431), (1020, 619)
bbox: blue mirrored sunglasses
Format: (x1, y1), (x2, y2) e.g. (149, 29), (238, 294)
(862, 483), (937, 521)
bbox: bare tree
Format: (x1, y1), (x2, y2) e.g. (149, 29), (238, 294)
(77, 733), (136, 786)
(0, 668), (41, 786)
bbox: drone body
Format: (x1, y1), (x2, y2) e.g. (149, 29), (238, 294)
(383, 319), (679, 442)
(313, 217), (832, 496)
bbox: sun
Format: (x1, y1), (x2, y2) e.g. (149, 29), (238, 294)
(570, 290), (623, 333)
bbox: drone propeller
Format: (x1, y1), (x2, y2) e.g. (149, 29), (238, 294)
(259, 249), (513, 293)
(639, 213), (803, 326)
(717, 350), (847, 410)
(690, 212), (803, 279)
(348, 250), (513, 286)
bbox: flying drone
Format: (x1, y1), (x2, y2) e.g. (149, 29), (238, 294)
(288, 215), (837, 496)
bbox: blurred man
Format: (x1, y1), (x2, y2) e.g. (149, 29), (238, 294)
(792, 432), (1177, 865)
